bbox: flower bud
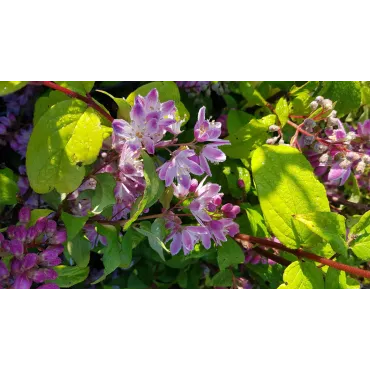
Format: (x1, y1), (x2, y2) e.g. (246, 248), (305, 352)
(2, 240), (11, 253)
(315, 96), (324, 104)
(237, 179), (245, 189)
(46, 244), (64, 255)
(268, 125), (280, 132)
(314, 143), (327, 154)
(7, 225), (16, 239)
(49, 230), (67, 244)
(9, 240), (24, 257)
(266, 137), (278, 145)
(319, 153), (330, 164)
(35, 217), (48, 234)
(13, 225), (27, 242)
(11, 258), (22, 275)
(329, 110), (337, 118)
(362, 154), (370, 164)
(12, 273), (32, 289)
(29, 268), (57, 283)
(0, 260), (9, 280)
(303, 119), (316, 129)
(304, 136), (315, 146)
(346, 132), (357, 141)
(22, 253), (38, 271)
(309, 101), (319, 111)
(221, 204), (240, 219)
(355, 161), (366, 175)
(26, 226), (38, 243)
(37, 283), (59, 289)
(189, 179), (199, 193)
(322, 99), (333, 110)
(327, 116), (339, 127)
(339, 159), (351, 169)
(346, 152), (360, 161)
(18, 207), (31, 224)
(45, 220), (57, 236)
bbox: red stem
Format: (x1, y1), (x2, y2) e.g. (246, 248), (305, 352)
(235, 233), (370, 280)
(40, 81), (114, 123)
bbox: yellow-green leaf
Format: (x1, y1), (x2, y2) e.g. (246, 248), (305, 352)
(252, 145), (330, 248)
(278, 261), (324, 289)
(26, 100), (108, 194)
(0, 81), (28, 96)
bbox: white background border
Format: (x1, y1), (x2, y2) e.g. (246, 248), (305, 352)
(1, 0), (370, 368)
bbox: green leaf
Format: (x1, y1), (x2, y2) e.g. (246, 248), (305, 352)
(0, 168), (18, 205)
(293, 212), (347, 257)
(66, 231), (91, 268)
(26, 99), (109, 194)
(361, 82), (370, 105)
(240, 204), (269, 237)
(98, 224), (121, 277)
(127, 81), (189, 123)
(212, 270), (233, 287)
(239, 81), (267, 107)
(134, 220), (169, 261)
(27, 209), (54, 226)
(0, 81), (28, 96)
(90, 173), (116, 214)
(123, 152), (164, 230)
(127, 273), (148, 288)
(222, 161), (251, 198)
(55, 81), (95, 95)
(96, 90), (131, 122)
(252, 145), (330, 248)
(319, 81), (362, 117)
(159, 186), (174, 210)
(278, 261), (324, 289)
(325, 268), (347, 289)
(222, 115), (275, 161)
(217, 237), (245, 270)
(120, 227), (145, 268)
(34, 90), (70, 125)
(349, 210), (370, 237)
(275, 97), (289, 127)
(226, 110), (254, 133)
(61, 212), (88, 241)
(351, 234), (370, 261)
(52, 265), (89, 288)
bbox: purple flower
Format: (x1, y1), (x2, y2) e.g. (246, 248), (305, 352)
(18, 207), (31, 224)
(12, 273), (32, 289)
(9, 240), (24, 257)
(22, 253), (38, 271)
(37, 283), (59, 289)
(158, 149), (204, 194)
(198, 143), (228, 176)
(112, 88), (179, 154)
(49, 230), (67, 244)
(0, 261), (9, 280)
(194, 107), (223, 142)
(189, 178), (223, 224)
(221, 203), (240, 219)
(168, 226), (210, 255)
(45, 220), (57, 236)
(327, 159), (352, 186)
(39, 250), (61, 267)
(357, 120), (370, 139)
(208, 219), (239, 246)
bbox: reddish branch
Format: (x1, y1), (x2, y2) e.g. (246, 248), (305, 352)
(39, 81), (114, 123)
(235, 233), (370, 280)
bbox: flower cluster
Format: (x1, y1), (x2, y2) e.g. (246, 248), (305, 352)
(0, 207), (65, 289)
(176, 82), (230, 106)
(0, 85), (39, 157)
(279, 95), (370, 188)
(164, 178), (240, 255)
(108, 88), (240, 255)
